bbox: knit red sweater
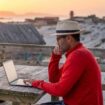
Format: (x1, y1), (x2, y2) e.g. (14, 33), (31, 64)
(32, 43), (103, 105)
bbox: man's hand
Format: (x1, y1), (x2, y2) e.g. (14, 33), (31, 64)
(24, 79), (44, 89)
(23, 79), (34, 85)
(53, 46), (62, 55)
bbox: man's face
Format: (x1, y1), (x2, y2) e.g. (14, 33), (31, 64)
(56, 35), (70, 54)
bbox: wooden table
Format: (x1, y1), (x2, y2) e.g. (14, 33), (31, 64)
(0, 65), (48, 105)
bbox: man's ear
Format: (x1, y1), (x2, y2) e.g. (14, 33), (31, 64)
(66, 35), (73, 43)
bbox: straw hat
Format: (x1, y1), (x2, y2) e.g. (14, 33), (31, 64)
(51, 20), (83, 36)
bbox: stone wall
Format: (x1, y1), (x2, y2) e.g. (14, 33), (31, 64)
(0, 43), (105, 68)
(0, 43), (54, 66)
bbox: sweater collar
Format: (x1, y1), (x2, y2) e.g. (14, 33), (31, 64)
(65, 42), (83, 57)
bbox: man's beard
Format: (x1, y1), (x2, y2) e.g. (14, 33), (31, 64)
(60, 44), (70, 54)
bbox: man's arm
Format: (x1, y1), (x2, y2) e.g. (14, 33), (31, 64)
(48, 46), (62, 83)
(32, 51), (86, 96)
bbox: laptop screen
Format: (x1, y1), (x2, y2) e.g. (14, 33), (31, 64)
(3, 60), (18, 83)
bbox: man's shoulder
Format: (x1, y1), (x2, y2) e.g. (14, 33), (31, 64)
(71, 46), (93, 59)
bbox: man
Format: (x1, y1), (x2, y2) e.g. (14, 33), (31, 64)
(24, 20), (103, 105)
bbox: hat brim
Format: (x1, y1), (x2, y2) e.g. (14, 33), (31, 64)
(50, 30), (84, 36)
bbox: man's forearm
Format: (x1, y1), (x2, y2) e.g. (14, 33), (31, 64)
(48, 52), (61, 82)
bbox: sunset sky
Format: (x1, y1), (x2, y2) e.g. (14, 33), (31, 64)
(0, 0), (105, 18)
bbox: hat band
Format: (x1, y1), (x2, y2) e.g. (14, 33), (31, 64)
(56, 30), (80, 34)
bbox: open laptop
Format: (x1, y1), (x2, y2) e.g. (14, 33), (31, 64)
(3, 60), (32, 87)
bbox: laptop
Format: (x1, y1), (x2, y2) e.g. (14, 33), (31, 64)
(3, 60), (32, 87)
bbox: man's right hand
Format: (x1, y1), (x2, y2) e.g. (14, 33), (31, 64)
(53, 46), (62, 55)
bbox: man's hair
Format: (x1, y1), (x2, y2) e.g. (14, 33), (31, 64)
(71, 34), (80, 42)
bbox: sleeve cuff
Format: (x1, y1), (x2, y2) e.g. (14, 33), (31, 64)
(51, 52), (62, 59)
(32, 80), (44, 89)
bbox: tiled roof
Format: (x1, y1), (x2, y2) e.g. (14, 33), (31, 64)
(0, 23), (45, 44)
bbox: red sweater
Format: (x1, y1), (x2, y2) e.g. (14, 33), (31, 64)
(32, 43), (103, 105)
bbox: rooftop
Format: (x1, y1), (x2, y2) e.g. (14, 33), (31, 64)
(0, 23), (45, 44)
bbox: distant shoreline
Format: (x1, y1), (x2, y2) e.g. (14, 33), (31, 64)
(0, 16), (67, 23)
(0, 17), (11, 20)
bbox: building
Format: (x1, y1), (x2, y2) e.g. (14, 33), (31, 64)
(0, 22), (45, 44)
(69, 11), (74, 19)
(69, 11), (103, 23)
(0, 22), (46, 65)
(25, 17), (59, 27)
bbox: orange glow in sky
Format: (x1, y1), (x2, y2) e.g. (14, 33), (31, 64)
(0, 0), (105, 17)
